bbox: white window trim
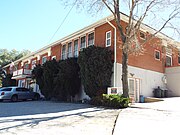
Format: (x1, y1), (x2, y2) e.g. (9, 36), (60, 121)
(67, 42), (73, 58)
(61, 44), (67, 60)
(154, 50), (161, 61)
(140, 32), (146, 40)
(88, 32), (95, 46)
(166, 54), (172, 66)
(42, 56), (47, 64)
(51, 56), (56, 60)
(80, 35), (86, 50)
(106, 31), (111, 47)
(74, 39), (79, 57)
(31, 60), (36, 69)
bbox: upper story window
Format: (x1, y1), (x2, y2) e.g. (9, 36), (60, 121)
(106, 31), (111, 47)
(24, 63), (29, 69)
(140, 32), (146, 40)
(62, 45), (66, 60)
(31, 60), (36, 69)
(178, 51), (180, 64)
(74, 39), (79, 58)
(67, 42), (72, 58)
(166, 54), (172, 67)
(80, 36), (86, 50)
(42, 56), (47, 64)
(88, 32), (94, 46)
(51, 56), (56, 60)
(155, 50), (160, 60)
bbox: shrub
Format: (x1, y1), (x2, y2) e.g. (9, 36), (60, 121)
(54, 58), (81, 101)
(90, 94), (129, 109)
(78, 46), (113, 98)
(2, 74), (16, 87)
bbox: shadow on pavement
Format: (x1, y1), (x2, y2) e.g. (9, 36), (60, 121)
(0, 108), (103, 132)
(0, 101), (94, 117)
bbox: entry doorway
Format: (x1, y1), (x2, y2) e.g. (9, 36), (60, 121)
(128, 78), (140, 102)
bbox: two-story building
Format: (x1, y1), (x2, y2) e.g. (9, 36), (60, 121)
(3, 13), (180, 102)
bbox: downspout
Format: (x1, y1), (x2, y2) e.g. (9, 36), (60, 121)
(106, 18), (117, 87)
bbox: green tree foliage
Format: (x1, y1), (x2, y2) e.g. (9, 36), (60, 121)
(32, 64), (44, 90)
(41, 59), (59, 100)
(0, 49), (31, 67)
(54, 58), (81, 101)
(2, 74), (16, 87)
(78, 46), (113, 98)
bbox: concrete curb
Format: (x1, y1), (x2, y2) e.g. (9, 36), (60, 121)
(112, 109), (126, 135)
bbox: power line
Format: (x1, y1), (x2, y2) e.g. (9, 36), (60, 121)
(48, 1), (77, 43)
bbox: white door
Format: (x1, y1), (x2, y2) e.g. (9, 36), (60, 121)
(128, 78), (140, 102)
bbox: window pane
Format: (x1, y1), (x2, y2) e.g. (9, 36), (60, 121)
(88, 33), (94, 46)
(107, 32), (110, 38)
(62, 45), (66, 60)
(74, 40), (78, 57)
(107, 39), (110, 46)
(106, 31), (111, 47)
(67, 42), (72, 58)
(81, 36), (86, 49)
(166, 56), (172, 66)
(31, 60), (36, 69)
(24, 63), (29, 69)
(155, 51), (160, 60)
(42, 57), (47, 64)
(0, 88), (12, 91)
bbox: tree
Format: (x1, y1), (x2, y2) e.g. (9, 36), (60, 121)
(54, 58), (81, 101)
(41, 59), (59, 99)
(2, 74), (16, 87)
(78, 46), (113, 98)
(61, 0), (180, 97)
(32, 64), (44, 90)
(0, 49), (31, 67)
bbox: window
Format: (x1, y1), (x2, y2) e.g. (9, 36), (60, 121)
(51, 56), (56, 60)
(0, 88), (12, 91)
(88, 32), (94, 46)
(166, 55), (172, 67)
(67, 42), (72, 58)
(155, 50), (160, 60)
(80, 36), (86, 50)
(31, 60), (36, 69)
(178, 51), (180, 64)
(106, 31), (111, 47)
(61, 45), (66, 60)
(24, 63), (29, 69)
(42, 56), (47, 64)
(74, 40), (79, 58)
(140, 32), (146, 40)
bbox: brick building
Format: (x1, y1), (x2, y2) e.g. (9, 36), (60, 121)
(3, 13), (180, 102)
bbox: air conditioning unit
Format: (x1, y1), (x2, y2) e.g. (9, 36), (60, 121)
(107, 87), (123, 95)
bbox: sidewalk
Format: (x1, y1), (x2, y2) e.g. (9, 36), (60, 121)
(113, 97), (180, 135)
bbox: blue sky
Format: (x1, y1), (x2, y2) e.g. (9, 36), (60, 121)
(0, 0), (179, 52)
(0, 0), (111, 52)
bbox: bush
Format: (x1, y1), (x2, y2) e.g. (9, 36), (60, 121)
(78, 46), (113, 98)
(90, 94), (129, 109)
(54, 58), (81, 101)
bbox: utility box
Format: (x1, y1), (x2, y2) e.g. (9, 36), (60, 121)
(107, 87), (123, 95)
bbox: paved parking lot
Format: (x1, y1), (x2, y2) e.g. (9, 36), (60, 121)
(0, 101), (119, 135)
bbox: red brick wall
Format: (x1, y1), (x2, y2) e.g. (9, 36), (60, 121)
(51, 44), (61, 61)
(95, 19), (165, 73)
